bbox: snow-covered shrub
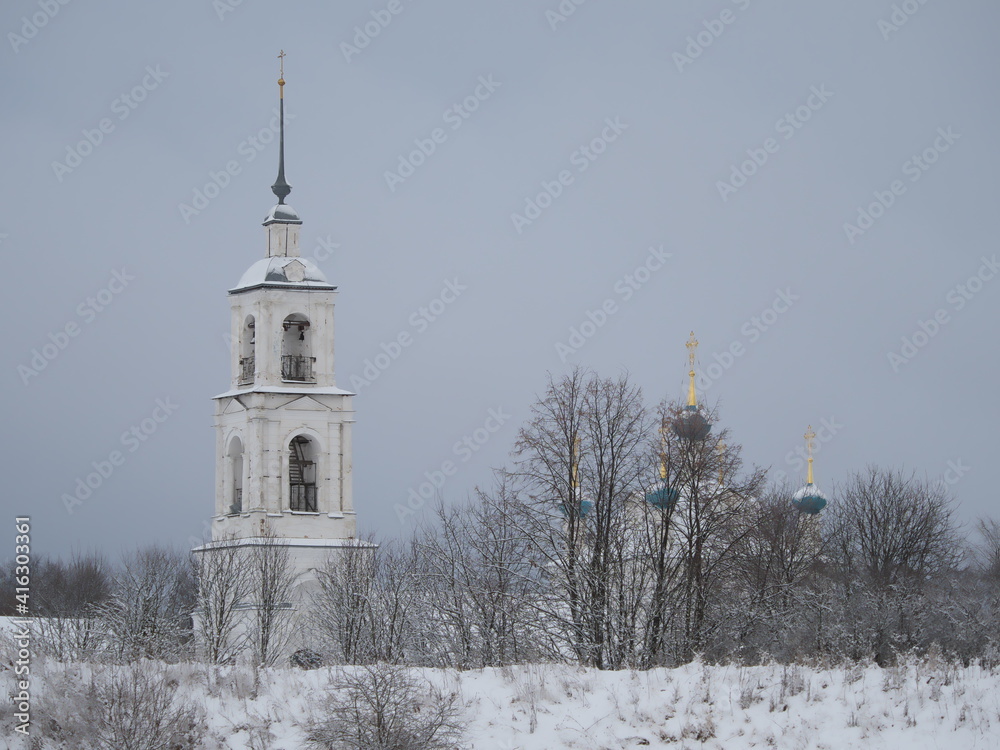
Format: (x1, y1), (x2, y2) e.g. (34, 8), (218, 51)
(100, 546), (196, 663)
(34, 661), (205, 750)
(304, 664), (466, 750)
(32, 661), (101, 749)
(94, 663), (205, 749)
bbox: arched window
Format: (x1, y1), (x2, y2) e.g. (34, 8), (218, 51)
(281, 314), (314, 382)
(289, 436), (317, 512)
(227, 436), (244, 514)
(239, 316), (255, 385)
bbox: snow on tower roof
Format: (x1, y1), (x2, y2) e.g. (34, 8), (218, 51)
(230, 256), (335, 292)
(263, 203), (302, 225)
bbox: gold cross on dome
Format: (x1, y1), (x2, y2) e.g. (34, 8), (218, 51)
(804, 425), (816, 458)
(278, 49), (286, 77)
(686, 331), (699, 366)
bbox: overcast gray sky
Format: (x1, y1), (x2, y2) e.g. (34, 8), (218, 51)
(3, 0), (998, 557)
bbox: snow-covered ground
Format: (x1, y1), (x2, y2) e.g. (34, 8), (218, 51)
(7, 658), (1000, 749)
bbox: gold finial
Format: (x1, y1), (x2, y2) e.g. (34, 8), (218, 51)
(277, 49), (286, 96)
(686, 331), (699, 408)
(571, 436), (581, 490)
(804, 425), (816, 485)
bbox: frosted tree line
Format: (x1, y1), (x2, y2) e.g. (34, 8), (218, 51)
(5, 368), (999, 670)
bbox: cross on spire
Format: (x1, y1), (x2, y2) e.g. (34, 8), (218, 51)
(686, 331), (699, 366)
(271, 50), (291, 204)
(804, 425), (816, 484)
(686, 331), (699, 408)
(277, 50), (286, 97)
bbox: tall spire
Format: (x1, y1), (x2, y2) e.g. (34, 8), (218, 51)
(271, 50), (291, 204)
(804, 425), (816, 485)
(686, 331), (699, 408)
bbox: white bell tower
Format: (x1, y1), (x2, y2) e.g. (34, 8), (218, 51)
(202, 54), (360, 576)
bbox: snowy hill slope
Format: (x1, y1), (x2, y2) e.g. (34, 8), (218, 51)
(8, 658), (1000, 749)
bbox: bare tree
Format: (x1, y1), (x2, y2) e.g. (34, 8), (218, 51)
(728, 483), (825, 660)
(829, 466), (960, 588)
(469, 477), (551, 664)
(308, 537), (379, 664)
(640, 401), (766, 663)
(194, 534), (252, 664)
(973, 517), (1000, 580)
(511, 368), (654, 668)
(416, 477), (545, 668)
(305, 664), (465, 750)
(818, 467), (962, 664)
(29, 552), (111, 661)
(100, 546), (194, 662)
(739, 487), (823, 595)
(309, 538), (420, 665)
(247, 523), (298, 666)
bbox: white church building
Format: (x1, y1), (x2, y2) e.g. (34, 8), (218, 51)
(193, 57), (367, 656)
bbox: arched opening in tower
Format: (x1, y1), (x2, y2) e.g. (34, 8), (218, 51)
(281, 313), (314, 381)
(228, 436), (244, 514)
(239, 315), (256, 385)
(289, 435), (317, 512)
